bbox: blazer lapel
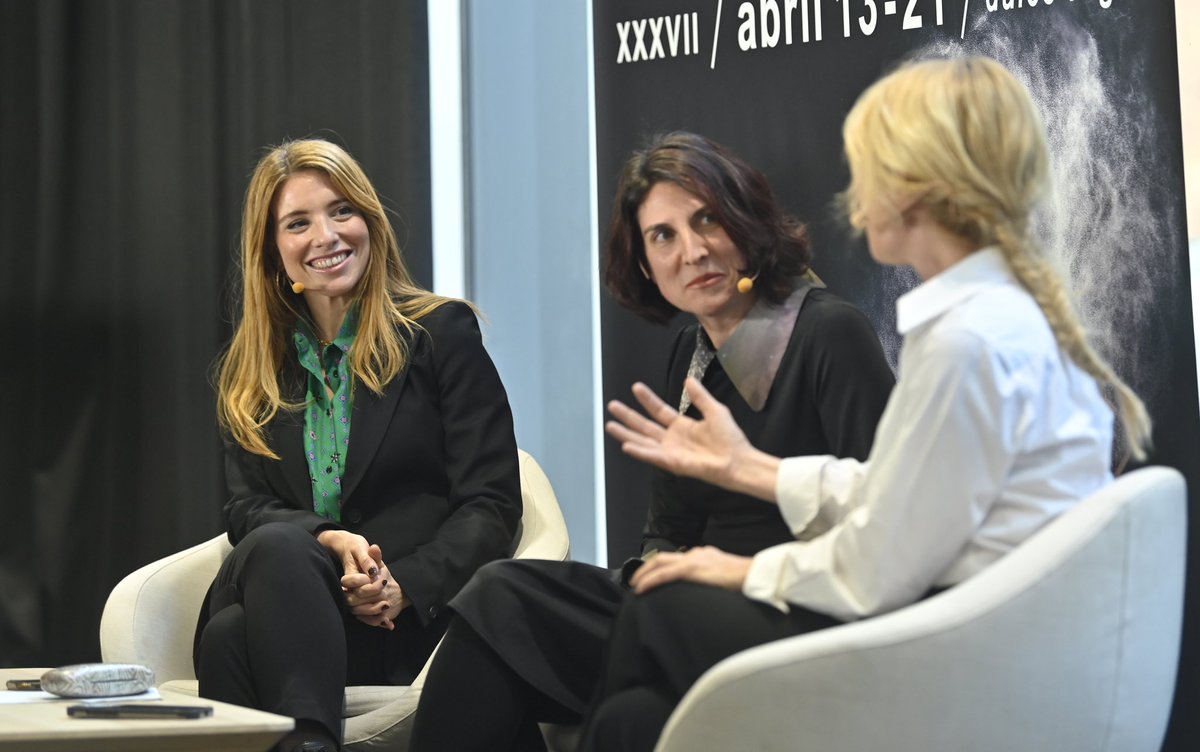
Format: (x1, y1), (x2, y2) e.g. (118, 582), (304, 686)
(341, 365), (409, 503)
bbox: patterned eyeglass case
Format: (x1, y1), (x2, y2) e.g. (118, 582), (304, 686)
(40, 663), (156, 698)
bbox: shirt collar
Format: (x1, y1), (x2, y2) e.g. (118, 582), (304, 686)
(712, 277), (820, 411)
(294, 305), (360, 357)
(895, 247), (1014, 335)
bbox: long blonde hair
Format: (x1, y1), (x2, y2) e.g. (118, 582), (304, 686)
(217, 139), (454, 458)
(842, 56), (1151, 460)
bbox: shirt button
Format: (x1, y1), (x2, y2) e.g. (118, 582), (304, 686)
(428, 605), (439, 619)
(344, 509), (362, 524)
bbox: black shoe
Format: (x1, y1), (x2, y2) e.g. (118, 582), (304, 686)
(276, 720), (339, 752)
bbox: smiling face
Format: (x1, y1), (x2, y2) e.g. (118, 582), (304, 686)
(637, 181), (754, 334)
(273, 169), (371, 303)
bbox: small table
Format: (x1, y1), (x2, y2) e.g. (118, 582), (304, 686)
(0, 668), (292, 752)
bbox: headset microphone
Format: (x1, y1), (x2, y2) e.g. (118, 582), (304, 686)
(736, 272), (759, 294)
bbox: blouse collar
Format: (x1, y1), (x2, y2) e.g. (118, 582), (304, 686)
(689, 277), (821, 412)
(895, 247), (1015, 335)
(294, 305), (360, 360)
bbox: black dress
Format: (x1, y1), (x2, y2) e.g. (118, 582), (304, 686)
(447, 288), (894, 717)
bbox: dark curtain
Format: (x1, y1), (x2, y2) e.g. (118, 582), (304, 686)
(0, 0), (431, 667)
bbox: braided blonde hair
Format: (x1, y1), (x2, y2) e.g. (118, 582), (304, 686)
(842, 56), (1151, 459)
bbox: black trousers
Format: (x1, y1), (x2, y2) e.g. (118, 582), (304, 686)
(194, 522), (437, 742)
(578, 581), (841, 752)
(410, 559), (623, 752)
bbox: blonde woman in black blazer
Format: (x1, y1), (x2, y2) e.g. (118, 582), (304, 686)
(199, 139), (521, 752)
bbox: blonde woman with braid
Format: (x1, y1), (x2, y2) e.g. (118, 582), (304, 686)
(198, 139), (521, 752)
(596, 56), (1151, 751)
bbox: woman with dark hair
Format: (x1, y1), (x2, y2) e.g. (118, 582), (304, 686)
(198, 138), (522, 752)
(597, 58), (1147, 751)
(409, 131), (895, 752)
(604, 131), (813, 324)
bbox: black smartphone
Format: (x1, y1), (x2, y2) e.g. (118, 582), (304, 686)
(5, 679), (41, 691)
(67, 703), (214, 720)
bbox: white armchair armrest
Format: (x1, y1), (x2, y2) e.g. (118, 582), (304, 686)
(100, 535), (232, 683)
(656, 467), (1186, 752)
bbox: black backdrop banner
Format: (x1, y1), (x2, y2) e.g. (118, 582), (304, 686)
(0, 0), (431, 669)
(593, 1), (1196, 747)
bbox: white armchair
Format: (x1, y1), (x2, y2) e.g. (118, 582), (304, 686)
(100, 449), (570, 750)
(655, 466), (1186, 752)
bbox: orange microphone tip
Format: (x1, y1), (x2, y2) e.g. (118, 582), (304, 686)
(291, 281), (305, 294)
(736, 276), (754, 294)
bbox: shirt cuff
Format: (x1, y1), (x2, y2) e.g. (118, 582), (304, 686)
(743, 544), (795, 613)
(775, 455), (832, 535)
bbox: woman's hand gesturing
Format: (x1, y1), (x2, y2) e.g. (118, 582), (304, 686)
(605, 377), (782, 502)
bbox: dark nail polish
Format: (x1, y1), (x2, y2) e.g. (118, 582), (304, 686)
(368, 567), (379, 577)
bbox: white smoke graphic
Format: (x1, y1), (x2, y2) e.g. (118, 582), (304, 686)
(900, 11), (1183, 409)
(869, 267), (920, 367)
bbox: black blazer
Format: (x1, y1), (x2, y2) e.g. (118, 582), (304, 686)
(221, 301), (522, 626)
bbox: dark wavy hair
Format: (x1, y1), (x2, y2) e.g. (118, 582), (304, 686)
(603, 131), (812, 323)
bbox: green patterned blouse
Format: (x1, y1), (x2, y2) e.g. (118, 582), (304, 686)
(293, 307), (359, 522)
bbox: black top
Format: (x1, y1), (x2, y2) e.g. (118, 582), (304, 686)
(643, 288), (895, 557)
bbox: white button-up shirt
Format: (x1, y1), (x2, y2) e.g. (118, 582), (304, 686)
(742, 248), (1114, 621)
